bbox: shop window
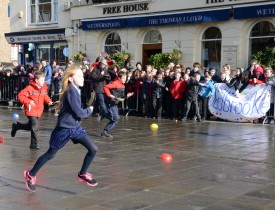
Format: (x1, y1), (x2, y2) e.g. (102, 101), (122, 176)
(53, 43), (68, 66)
(143, 30), (162, 44)
(201, 27), (222, 70)
(104, 32), (121, 55)
(36, 44), (50, 63)
(29, 0), (58, 25)
(249, 21), (275, 57)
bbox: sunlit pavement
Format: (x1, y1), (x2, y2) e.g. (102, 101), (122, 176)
(1, 106), (275, 209)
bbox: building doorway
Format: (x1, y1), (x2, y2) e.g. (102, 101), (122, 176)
(142, 30), (162, 69)
(142, 44), (162, 68)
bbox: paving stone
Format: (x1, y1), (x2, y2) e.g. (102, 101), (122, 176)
(0, 107), (275, 209)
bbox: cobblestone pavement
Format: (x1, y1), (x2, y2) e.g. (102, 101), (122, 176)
(1, 107), (275, 209)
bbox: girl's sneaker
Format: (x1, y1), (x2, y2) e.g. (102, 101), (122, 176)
(24, 170), (36, 192)
(77, 172), (98, 187)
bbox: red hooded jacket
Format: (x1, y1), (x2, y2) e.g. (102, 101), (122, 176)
(18, 80), (51, 117)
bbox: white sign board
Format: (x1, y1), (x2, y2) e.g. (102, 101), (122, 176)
(222, 46), (237, 70)
(6, 34), (66, 44)
(10, 44), (18, 61)
(209, 83), (271, 122)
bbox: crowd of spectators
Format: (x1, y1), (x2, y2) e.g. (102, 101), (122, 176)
(0, 57), (274, 124)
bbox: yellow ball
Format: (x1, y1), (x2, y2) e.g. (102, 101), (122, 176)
(150, 123), (158, 130)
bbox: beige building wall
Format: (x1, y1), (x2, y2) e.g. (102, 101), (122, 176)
(0, 0), (10, 63)
(67, 0), (275, 70)
(8, 0), (275, 69)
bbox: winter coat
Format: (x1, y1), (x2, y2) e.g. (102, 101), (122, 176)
(103, 77), (125, 105)
(199, 80), (215, 98)
(184, 77), (200, 101)
(142, 78), (157, 100)
(91, 66), (110, 93)
(41, 64), (52, 85)
(18, 80), (51, 117)
(154, 79), (165, 99)
(170, 80), (187, 100)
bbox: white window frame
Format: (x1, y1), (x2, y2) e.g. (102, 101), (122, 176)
(201, 27), (222, 70)
(143, 30), (162, 44)
(28, 0), (58, 25)
(104, 32), (122, 55)
(248, 21), (275, 59)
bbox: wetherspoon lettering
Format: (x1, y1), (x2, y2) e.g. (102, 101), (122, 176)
(103, 3), (149, 15)
(206, 0), (239, 4)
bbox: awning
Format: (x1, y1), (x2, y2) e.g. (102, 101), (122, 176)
(5, 28), (66, 44)
(234, 2), (275, 19)
(82, 7), (230, 30)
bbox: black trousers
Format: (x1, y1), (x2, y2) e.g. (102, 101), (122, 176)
(172, 99), (183, 119)
(17, 116), (38, 147)
(182, 98), (201, 120)
(153, 96), (163, 118)
(199, 96), (210, 119)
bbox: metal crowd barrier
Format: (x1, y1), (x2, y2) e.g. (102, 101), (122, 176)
(0, 76), (30, 105)
(0, 77), (139, 116)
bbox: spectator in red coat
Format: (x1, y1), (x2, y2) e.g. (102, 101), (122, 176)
(170, 72), (187, 120)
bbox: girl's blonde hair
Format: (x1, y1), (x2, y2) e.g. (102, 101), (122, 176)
(58, 66), (80, 111)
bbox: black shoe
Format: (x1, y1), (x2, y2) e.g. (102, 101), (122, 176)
(197, 118), (202, 122)
(30, 145), (40, 150)
(101, 130), (113, 138)
(11, 123), (17, 137)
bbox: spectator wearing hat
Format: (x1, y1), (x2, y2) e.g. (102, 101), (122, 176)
(91, 59), (111, 117)
(136, 62), (142, 71)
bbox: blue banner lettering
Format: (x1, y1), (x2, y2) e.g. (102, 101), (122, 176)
(234, 3), (275, 19)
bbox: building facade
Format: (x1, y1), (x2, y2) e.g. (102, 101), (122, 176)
(0, 1), (11, 63)
(6, 0), (275, 70)
(6, 0), (70, 66)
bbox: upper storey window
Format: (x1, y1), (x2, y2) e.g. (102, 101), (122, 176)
(29, 0), (58, 25)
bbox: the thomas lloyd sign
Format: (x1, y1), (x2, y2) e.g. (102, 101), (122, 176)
(82, 8), (229, 30)
(103, 3), (149, 15)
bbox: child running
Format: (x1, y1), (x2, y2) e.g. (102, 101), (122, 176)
(11, 71), (52, 149)
(24, 66), (98, 192)
(98, 71), (133, 137)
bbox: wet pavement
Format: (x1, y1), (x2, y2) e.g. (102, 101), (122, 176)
(1, 106), (275, 209)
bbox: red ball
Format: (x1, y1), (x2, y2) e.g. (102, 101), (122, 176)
(160, 153), (173, 162)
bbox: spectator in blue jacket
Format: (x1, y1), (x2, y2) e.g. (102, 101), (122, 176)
(40, 58), (52, 91)
(199, 74), (215, 119)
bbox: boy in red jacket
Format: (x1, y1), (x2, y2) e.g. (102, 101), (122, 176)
(98, 71), (133, 138)
(11, 71), (52, 149)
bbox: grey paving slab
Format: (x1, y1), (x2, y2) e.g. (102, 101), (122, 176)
(1, 107), (275, 209)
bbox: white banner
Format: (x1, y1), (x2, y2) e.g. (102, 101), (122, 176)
(209, 83), (271, 122)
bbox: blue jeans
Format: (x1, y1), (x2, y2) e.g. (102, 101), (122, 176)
(103, 103), (120, 132)
(29, 134), (98, 176)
